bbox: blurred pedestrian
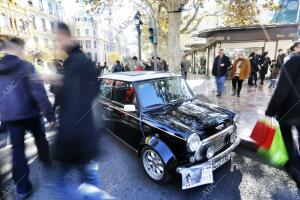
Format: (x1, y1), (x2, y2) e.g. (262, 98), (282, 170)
(181, 56), (190, 80)
(162, 59), (169, 72)
(248, 52), (259, 87)
(265, 40), (300, 189)
(0, 37), (55, 199)
(276, 49), (286, 69)
(268, 60), (279, 89)
(50, 60), (64, 112)
(259, 52), (271, 85)
(230, 51), (251, 97)
(284, 45), (296, 65)
(128, 56), (143, 71)
(53, 22), (101, 200)
(112, 60), (125, 73)
(212, 49), (231, 97)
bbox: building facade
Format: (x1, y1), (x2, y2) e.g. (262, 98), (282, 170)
(0, 0), (64, 69)
(71, 16), (114, 64)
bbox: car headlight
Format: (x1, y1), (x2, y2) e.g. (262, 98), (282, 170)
(230, 131), (238, 143)
(233, 114), (239, 126)
(187, 133), (202, 152)
(206, 146), (215, 159)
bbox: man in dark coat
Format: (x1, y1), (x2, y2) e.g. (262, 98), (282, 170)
(212, 49), (231, 97)
(265, 41), (300, 188)
(259, 52), (271, 85)
(276, 49), (286, 69)
(53, 22), (101, 199)
(112, 60), (125, 73)
(248, 52), (259, 87)
(0, 37), (55, 198)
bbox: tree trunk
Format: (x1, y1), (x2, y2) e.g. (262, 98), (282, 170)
(167, 1), (182, 74)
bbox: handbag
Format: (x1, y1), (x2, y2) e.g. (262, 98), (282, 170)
(250, 118), (276, 149)
(257, 127), (289, 167)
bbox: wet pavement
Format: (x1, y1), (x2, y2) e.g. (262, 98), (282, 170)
(187, 75), (273, 141)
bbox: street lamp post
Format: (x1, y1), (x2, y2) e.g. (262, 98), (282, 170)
(134, 11), (143, 61)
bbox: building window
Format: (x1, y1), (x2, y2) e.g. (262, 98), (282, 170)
(86, 40), (91, 48)
(30, 15), (36, 29)
(85, 29), (89, 36)
(39, 0), (43, 11)
(79, 40), (83, 48)
(94, 41), (97, 48)
(41, 18), (46, 32)
(44, 38), (49, 48)
(33, 36), (39, 47)
(48, 2), (53, 15)
(77, 29), (80, 36)
(50, 21), (54, 33)
(93, 30), (96, 36)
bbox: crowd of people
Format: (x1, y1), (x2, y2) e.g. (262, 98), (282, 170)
(211, 46), (296, 97)
(94, 55), (170, 76)
(212, 42), (300, 188)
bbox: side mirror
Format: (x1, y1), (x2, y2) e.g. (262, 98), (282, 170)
(124, 104), (136, 112)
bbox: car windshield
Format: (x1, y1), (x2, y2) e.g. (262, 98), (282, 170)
(137, 78), (194, 109)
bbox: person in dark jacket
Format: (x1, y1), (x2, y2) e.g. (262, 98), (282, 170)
(0, 37), (55, 199)
(259, 52), (271, 85)
(112, 60), (125, 73)
(268, 60), (279, 88)
(265, 42), (300, 188)
(212, 49), (231, 97)
(276, 49), (286, 69)
(248, 52), (259, 87)
(53, 22), (101, 199)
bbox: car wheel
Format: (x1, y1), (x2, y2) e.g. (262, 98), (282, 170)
(141, 146), (171, 184)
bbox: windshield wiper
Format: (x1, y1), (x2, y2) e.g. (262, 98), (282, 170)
(145, 103), (166, 109)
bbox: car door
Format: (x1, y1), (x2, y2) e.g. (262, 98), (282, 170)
(98, 79), (114, 131)
(110, 80), (143, 150)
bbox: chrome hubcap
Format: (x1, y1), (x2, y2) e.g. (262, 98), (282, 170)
(142, 150), (164, 180)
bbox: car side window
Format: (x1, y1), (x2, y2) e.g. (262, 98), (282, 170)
(99, 79), (113, 99)
(112, 81), (136, 105)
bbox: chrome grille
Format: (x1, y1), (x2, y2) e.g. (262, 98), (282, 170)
(195, 125), (234, 160)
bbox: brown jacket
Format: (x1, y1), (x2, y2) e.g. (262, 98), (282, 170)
(230, 58), (251, 80)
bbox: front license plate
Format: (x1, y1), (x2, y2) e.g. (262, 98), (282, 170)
(180, 164), (213, 190)
(213, 154), (231, 170)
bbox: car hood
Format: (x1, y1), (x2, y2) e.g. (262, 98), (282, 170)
(142, 99), (235, 139)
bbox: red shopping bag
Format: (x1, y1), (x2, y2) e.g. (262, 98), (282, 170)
(250, 119), (276, 149)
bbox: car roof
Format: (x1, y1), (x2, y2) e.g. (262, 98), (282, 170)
(100, 71), (181, 82)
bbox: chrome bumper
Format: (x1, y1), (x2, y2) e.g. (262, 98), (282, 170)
(176, 138), (241, 173)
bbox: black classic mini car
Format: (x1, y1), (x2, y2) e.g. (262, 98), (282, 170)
(97, 72), (240, 189)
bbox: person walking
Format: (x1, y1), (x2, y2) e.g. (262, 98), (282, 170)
(50, 60), (64, 112)
(265, 40), (300, 189)
(212, 49), (231, 97)
(181, 56), (190, 80)
(128, 56), (143, 71)
(259, 52), (271, 85)
(53, 22), (101, 199)
(0, 37), (55, 199)
(112, 60), (125, 73)
(248, 52), (259, 87)
(268, 60), (280, 89)
(276, 49), (286, 69)
(230, 51), (251, 97)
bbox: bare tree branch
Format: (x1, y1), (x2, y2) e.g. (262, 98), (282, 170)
(180, 1), (202, 33)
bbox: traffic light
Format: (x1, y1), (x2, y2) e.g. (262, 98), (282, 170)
(148, 18), (158, 44)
